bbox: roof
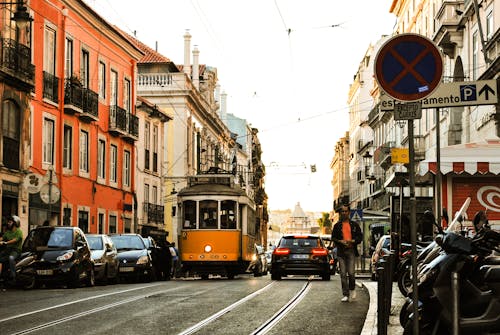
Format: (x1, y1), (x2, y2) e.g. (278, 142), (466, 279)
(418, 139), (500, 175)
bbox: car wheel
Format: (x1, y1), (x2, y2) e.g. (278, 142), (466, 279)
(101, 265), (109, 285)
(271, 272), (281, 280)
(201, 274), (209, 280)
(321, 273), (331, 281)
(227, 273), (235, 280)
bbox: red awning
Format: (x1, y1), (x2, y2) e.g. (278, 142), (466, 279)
(418, 139), (500, 175)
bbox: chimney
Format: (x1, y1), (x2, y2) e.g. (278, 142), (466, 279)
(192, 45), (200, 89)
(220, 90), (227, 122)
(183, 30), (191, 76)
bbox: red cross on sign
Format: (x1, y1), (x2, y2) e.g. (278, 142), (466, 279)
(375, 34), (443, 102)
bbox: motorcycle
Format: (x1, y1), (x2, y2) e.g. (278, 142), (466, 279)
(397, 197), (472, 298)
(401, 219), (500, 334)
(0, 250), (37, 289)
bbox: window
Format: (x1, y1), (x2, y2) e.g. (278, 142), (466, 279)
(199, 200), (218, 229)
(144, 121), (150, 170)
(123, 149), (130, 187)
(124, 78), (131, 112)
(63, 125), (72, 169)
(152, 186), (157, 204)
(81, 49), (89, 88)
(98, 61), (106, 99)
(110, 144), (117, 183)
(110, 70), (118, 106)
(152, 125), (158, 173)
(44, 26), (56, 75)
(78, 210), (89, 233)
(98, 212), (105, 234)
(109, 215), (117, 234)
(486, 9), (493, 39)
(183, 200), (197, 229)
(124, 218), (131, 233)
(144, 184), (149, 204)
(65, 38), (73, 79)
(220, 200), (237, 229)
(472, 31), (479, 80)
(63, 207), (72, 226)
(79, 130), (89, 173)
(43, 117), (55, 165)
(98, 139), (106, 179)
(2, 100), (20, 169)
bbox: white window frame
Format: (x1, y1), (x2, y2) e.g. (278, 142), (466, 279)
(81, 48), (89, 88)
(79, 129), (89, 176)
(98, 60), (106, 100)
(123, 78), (131, 112)
(63, 123), (72, 171)
(110, 69), (118, 106)
(123, 149), (131, 188)
(65, 36), (73, 79)
(97, 137), (106, 182)
(110, 144), (118, 185)
(42, 114), (55, 167)
(43, 24), (56, 75)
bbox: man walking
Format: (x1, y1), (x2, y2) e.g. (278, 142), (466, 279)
(331, 205), (362, 302)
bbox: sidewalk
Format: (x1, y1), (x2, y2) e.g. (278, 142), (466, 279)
(360, 280), (405, 335)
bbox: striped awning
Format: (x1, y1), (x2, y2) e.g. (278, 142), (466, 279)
(418, 139), (500, 175)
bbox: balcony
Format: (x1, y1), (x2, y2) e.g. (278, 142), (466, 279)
(0, 38), (34, 90)
(109, 105), (138, 141)
(432, 1), (464, 57)
(43, 71), (59, 103)
(374, 142), (395, 170)
(142, 202), (164, 225)
(64, 79), (99, 122)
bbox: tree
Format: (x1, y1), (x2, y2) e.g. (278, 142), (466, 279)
(317, 212), (332, 232)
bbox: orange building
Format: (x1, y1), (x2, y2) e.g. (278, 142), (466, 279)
(27, 0), (143, 233)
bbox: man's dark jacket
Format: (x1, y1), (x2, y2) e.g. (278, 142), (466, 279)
(331, 219), (363, 257)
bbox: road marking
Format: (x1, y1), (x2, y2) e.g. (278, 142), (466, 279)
(8, 286), (201, 335)
(0, 283), (164, 323)
(177, 281), (277, 335)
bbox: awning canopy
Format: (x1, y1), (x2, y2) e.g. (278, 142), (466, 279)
(418, 139), (500, 175)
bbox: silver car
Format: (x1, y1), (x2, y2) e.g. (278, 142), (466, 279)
(86, 234), (119, 285)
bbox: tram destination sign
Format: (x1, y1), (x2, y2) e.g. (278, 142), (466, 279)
(380, 79), (498, 111)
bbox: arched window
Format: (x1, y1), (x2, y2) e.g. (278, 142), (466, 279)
(2, 99), (20, 169)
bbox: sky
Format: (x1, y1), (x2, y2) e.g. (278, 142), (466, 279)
(85, 0), (397, 213)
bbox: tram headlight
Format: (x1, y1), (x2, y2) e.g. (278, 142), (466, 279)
(204, 245), (212, 253)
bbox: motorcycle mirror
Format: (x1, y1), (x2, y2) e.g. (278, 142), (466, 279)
(435, 235), (443, 246)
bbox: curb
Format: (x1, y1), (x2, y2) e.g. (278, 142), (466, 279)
(360, 281), (378, 335)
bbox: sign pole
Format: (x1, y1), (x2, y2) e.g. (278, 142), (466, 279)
(408, 118), (419, 334)
(436, 108), (442, 229)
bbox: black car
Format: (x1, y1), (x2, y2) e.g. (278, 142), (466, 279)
(86, 234), (119, 284)
(271, 234), (330, 281)
(21, 226), (95, 288)
(109, 234), (155, 282)
(247, 244), (268, 277)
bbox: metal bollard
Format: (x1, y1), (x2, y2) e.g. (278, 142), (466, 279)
(377, 258), (388, 335)
(385, 252), (394, 326)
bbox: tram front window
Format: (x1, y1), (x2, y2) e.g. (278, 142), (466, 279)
(220, 200), (237, 229)
(183, 200), (197, 229)
(200, 200), (218, 229)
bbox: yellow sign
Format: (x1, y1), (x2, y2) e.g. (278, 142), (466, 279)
(391, 148), (409, 164)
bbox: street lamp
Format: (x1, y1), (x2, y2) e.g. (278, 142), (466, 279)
(11, 1), (32, 30)
(2, 1), (32, 30)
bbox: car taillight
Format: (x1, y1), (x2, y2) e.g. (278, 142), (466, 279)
(312, 248), (328, 256)
(273, 248), (290, 255)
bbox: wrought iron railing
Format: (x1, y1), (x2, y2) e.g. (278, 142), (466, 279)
(143, 202), (164, 224)
(43, 71), (59, 103)
(0, 38), (34, 81)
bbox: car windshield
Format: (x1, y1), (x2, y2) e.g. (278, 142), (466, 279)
(86, 236), (103, 250)
(142, 238), (152, 248)
(279, 237), (320, 248)
(110, 235), (145, 251)
(23, 228), (73, 250)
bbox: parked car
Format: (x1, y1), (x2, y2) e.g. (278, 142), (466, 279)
(247, 244), (267, 277)
(86, 234), (119, 284)
(21, 226), (94, 288)
(370, 234), (391, 281)
(109, 234), (155, 282)
(320, 235), (338, 275)
(271, 234), (330, 281)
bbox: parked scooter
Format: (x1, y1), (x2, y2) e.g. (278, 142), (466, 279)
(401, 214), (500, 334)
(0, 250), (37, 289)
(397, 198), (472, 297)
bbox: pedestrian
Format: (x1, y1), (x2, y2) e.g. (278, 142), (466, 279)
(441, 208), (449, 230)
(0, 215), (23, 282)
(330, 205), (363, 302)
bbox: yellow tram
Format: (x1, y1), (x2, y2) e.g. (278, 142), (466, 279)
(177, 173), (258, 279)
